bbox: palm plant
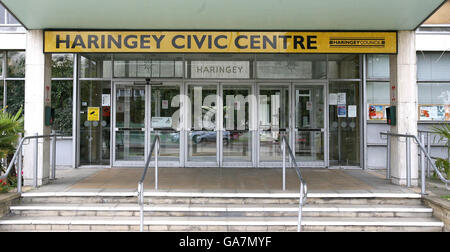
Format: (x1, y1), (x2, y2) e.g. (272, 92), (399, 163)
(0, 106), (24, 189)
(431, 123), (450, 179)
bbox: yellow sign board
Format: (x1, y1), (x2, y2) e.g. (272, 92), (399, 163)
(87, 107), (100, 121)
(44, 31), (397, 54)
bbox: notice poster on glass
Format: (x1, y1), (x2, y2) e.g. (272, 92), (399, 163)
(419, 105), (446, 121)
(337, 105), (347, 117)
(329, 93), (338, 105)
(446, 105), (450, 121)
(337, 93), (346, 105)
(151, 117), (173, 128)
(368, 104), (387, 120)
(348, 105), (357, 118)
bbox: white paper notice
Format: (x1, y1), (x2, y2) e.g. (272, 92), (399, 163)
(329, 93), (338, 105)
(348, 105), (357, 118)
(102, 94), (111, 106)
(337, 93), (346, 105)
(162, 100), (169, 109)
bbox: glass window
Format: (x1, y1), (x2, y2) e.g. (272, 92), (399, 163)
(80, 54), (112, 78)
(52, 54), (74, 78)
(0, 83), (4, 109)
(418, 83), (450, 121)
(418, 52), (450, 81)
(6, 80), (24, 115)
(79, 80), (111, 165)
(7, 51), (25, 78)
(367, 82), (390, 104)
(114, 54), (183, 78)
(256, 54), (326, 79)
(0, 52), (3, 76)
(6, 12), (19, 24)
(0, 6), (5, 25)
(367, 55), (390, 79)
(328, 54), (360, 79)
(51, 80), (73, 134)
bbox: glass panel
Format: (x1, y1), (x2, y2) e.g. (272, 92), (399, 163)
(51, 80), (73, 134)
(256, 54), (326, 79)
(187, 85), (217, 162)
(329, 81), (360, 166)
(328, 54), (360, 79)
(80, 54), (112, 78)
(6, 80), (24, 115)
(79, 81), (111, 165)
(151, 85), (181, 161)
(7, 51), (25, 78)
(0, 82), (4, 109)
(0, 6), (5, 24)
(223, 85), (252, 162)
(114, 54), (184, 78)
(0, 52), (3, 76)
(367, 82), (390, 121)
(418, 52), (450, 81)
(6, 12), (19, 24)
(367, 54), (390, 79)
(259, 86), (289, 162)
(115, 85), (145, 161)
(295, 86), (324, 162)
(52, 54), (74, 78)
(418, 83), (450, 121)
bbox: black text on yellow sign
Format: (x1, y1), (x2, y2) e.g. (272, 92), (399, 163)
(44, 31), (397, 54)
(87, 107), (100, 122)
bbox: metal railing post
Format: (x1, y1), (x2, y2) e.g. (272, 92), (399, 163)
(298, 183), (304, 232)
(155, 137), (159, 191)
(386, 134), (391, 180)
(34, 133), (38, 188)
(282, 136), (286, 191)
(138, 183), (144, 232)
(51, 130), (56, 180)
(426, 132), (431, 178)
(406, 137), (411, 187)
(17, 133), (22, 193)
(420, 134), (426, 195)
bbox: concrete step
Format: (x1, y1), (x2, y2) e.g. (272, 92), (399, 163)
(19, 192), (424, 205)
(9, 203), (434, 218)
(0, 216), (443, 232)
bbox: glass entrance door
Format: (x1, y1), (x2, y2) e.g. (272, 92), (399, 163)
(150, 84), (181, 164)
(329, 81), (360, 167)
(222, 84), (253, 166)
(186, 84), (219, 166)
(113, 83), (146, 165)
(294, 85), (326, 166)
(258, 85), (290, 165)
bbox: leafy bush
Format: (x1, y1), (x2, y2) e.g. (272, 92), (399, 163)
(431, 124), (450, 179)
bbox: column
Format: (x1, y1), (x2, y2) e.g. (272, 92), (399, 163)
(389, 30), (418, 186)
(23, 30), (52, 186)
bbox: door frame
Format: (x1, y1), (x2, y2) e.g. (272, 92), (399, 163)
(112, 81), (148, 167)
(292, 82), (329, 168)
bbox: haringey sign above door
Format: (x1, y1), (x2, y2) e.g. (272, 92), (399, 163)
(44, 31), (397, 54)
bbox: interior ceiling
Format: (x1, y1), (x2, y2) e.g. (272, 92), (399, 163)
(0, 0), (446, 30)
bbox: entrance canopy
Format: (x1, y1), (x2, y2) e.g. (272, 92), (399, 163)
(1, 0), (446, 30)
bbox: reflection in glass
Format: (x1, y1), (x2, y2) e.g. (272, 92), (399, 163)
(6, 80), (24, 115)
(187, 85), (217, 162)
(328, 54), (360, 79)
(80, 54), (112, 78)
(259, 86), (289, 162)
(223, 85), (251, 162)
(115, 85), (145, 162)
(7, 51), (25, 78)
(295, 86), (324, 162)
(151, 85), (181, 161)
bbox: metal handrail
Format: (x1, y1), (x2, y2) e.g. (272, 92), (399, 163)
(137, 135), (160, 232)
(281, 135), (308, 232)
(380, 132), (450, 193)
(0, 132), (63, 192)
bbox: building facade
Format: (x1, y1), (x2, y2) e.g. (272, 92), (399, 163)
(0, 0), (448, 187)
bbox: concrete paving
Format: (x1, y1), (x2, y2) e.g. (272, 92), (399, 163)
(19, 167), (421, 194)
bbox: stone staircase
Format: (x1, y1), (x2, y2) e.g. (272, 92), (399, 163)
(0, 192), (444, 232)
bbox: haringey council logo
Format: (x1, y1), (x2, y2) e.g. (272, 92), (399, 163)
(329, 37), (386, 48)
